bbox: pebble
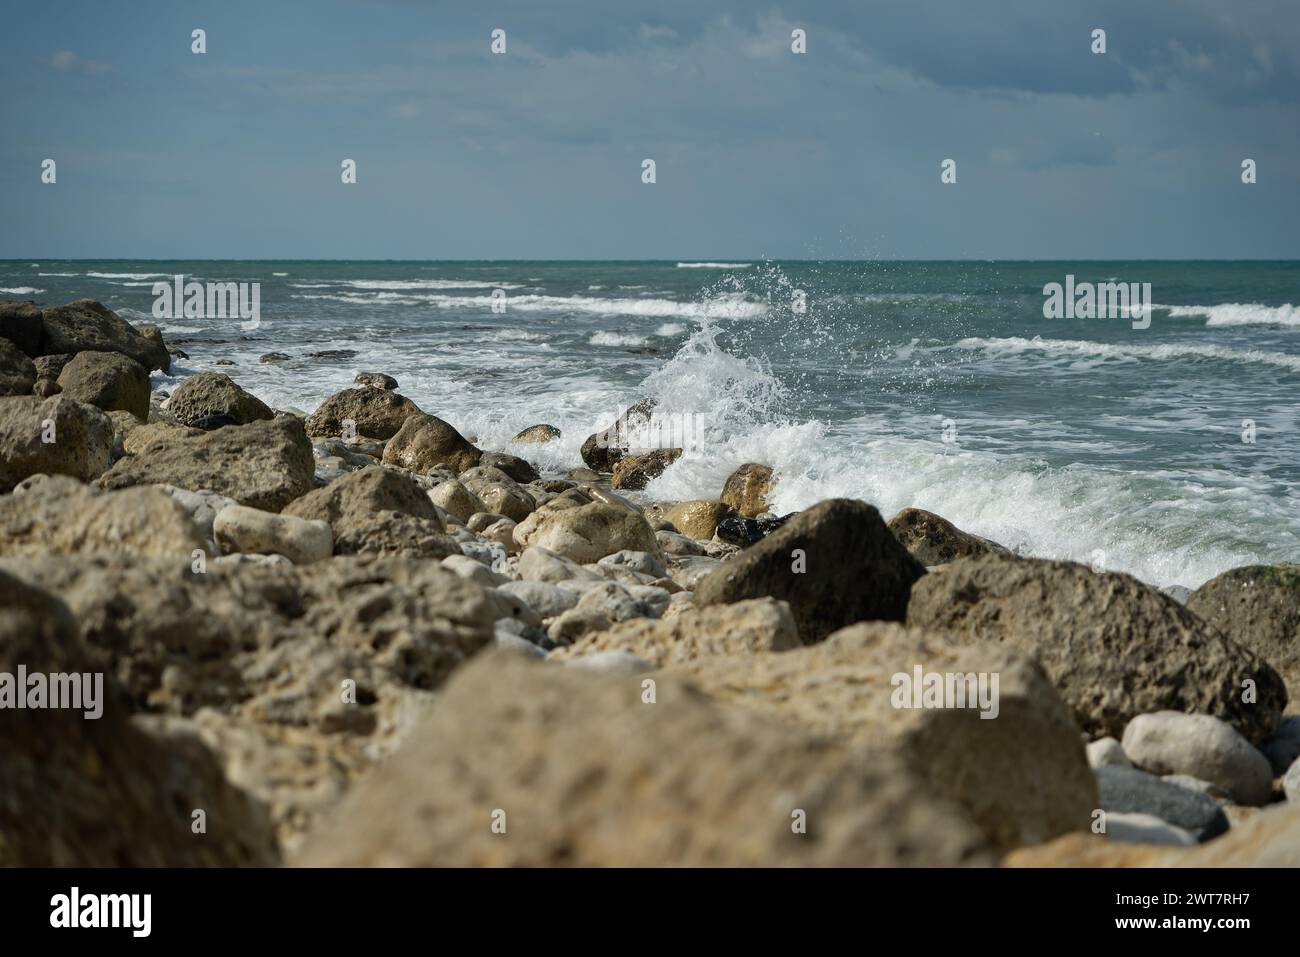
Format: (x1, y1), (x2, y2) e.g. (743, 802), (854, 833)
(1121, 711), (1273, 806)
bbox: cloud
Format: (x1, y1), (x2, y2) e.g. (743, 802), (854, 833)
(48, 50), (112, 76)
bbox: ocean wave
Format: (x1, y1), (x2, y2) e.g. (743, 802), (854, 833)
(589, 332), (649, 347)
(676, 262), (752, 269)
(1155, 302), (1300, 327)
(0, 287), (43, 294)
(272, 272), (288, 277)
(952, 336), (1300, 373)
(37, 272), (79, 277)
(656, 323), (687, 336)
(291, 291), (768, 319)
(303, 279), (525, 291)
(85, 272), (171, 279)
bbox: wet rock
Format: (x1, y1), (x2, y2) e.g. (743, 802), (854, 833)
(512, 423), (560, 444)
(886, 507), (1011, 567)
(354, 372), (397, 390)
(719, 462), (773, 518)
(612, 448), (682, 490)
(579, 399), (655, 473)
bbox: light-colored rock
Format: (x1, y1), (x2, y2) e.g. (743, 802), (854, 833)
(1121, 711), (1273, 806)
(427, 479), (484, 524)
(499, 580), (579, 619)
(514, 501), (660, 564)
(381, 412), (481, 473)
(516, 545), (603, 583)
(165, 371), (274, 428)
(441, 553), (509, 586)
(213, 504), (332, 564)
(563, 650), (654, 674)
(1102, 812), (1197, 846)
(719, 462), (773, 518)
(1086, 736), (1132, 769)
(0, 395), (114, 492)
(305, 386), (423, 440)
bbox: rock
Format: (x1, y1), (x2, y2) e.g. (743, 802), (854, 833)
(31, 378), (60, 397)
(0, 476), (206, 561)
(283, 465), (453, 557)
(545, 605), (614, 645)
(667, 555), (722, 590)
(498, 580), (579, 619)
(886, 507), (1011, 566)
(260, 352), (290, 364)
(552, 597), (797, 666)
(39, 299), (170, 372)
(1262, 715), (1300, 776)
(213, 504), (333, 564)
(354, 372), (397, 390)
(1286, 757), (1300, 802)
(516, 545), (603, 584)
(657, 529), (703, 557)
(907, 555), (1287, 744)
(0, 300), (44, 355)
(0, 338), (37, 395)
(34, 353), (74, 380)
(564, 650), (654, 674)
(478, 451), (540, 484)
(291, 652), (994, 866)
(98, 416), (316, 512)
(612, 448), (682, 490)
(1007, 801), (1300, 866)
(512, 423), (560, 444)
(1120, 711), (1274, 806)
(1086, 737), (1132, 769)
(669, 622), (1095, 851)
(441, 553), (508, 587)
(720, 462), (773, 518)
(0, 570), (277, 865)
(1162, 584), (1193, 604)
(494, 630), (547, 658)
(1187, 563), (1300, 694)
(305, 386), (423, 440)
(598, 549), (668, 579)
(0, 395), (114, 492)
(165, 372), (274, 428)
(459, 467), (537, 522)
(466, 511), (510, 532)
(381, 412), (481, 473)
(579, 399), (655, 472)
(664, 499), (735, 540)
(157, 485), (238, 547)
(695, 499), (925, 645)
(1094, 765), (1229, 842)
(715, 513), (794, 547)
(514, 501), (660, 564)
(1103, 813), (1197, 846)
(53, 350), (150, 420)
(122, 421), (203, 455)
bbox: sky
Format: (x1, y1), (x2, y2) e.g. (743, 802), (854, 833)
(1, 0), (1298, 260)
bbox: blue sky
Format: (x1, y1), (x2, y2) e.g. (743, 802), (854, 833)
(1, 0), (1297, 259)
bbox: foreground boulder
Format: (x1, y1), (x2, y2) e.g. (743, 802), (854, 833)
(54, 350), (150, 420)
(907, 555), (1287, 744)
(1187, 563), (1300, 694)
(0, 477), (205, 561)
(98, 416), (316, 512)
(887, 507), (1011, 566)
(305, 386), (423, 440)
(39, 299), (170, 372)
(382, 412), (482, 473)
(669, 623), (1096, 851)
(283, 465), (454, 557)
(292, 652), (993, 866)
(720, 462), (773, 517)
(513, 500), (660, 564)
(0, 338), (37, 395)
(695, 499), (926, 644)
(166, 372), (275, 428)
(0, 571), (277, 865)
(0, 395), (114, 492)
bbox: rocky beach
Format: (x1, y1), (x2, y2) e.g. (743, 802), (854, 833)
(2, 295), (1298, 867)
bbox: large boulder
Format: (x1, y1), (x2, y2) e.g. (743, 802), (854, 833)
(694, 499), (926, 645)
(39, 299), (170, 372)
(1187, 564), (1300, 694)
(0, 395), (114, 492)
(579, 399), (655, 472)
(907, 555), (1288, 744)
(720, 462), (773, 517)
(283, 465), (454, 557)
(669, 622), (1096, 851)
(551, 597), (798, 667)
(55, 350), (150, 420)
(513, 500), (660, 564)
(0, 476), (205, 561)
(305, 386), (423, 440)
(166, 372), (275, 428)
(381, 412), (481, 474)
(97, 416), (316, 512)
(887, 507), (1011, 566)
(0, 570), (277, 865)
(0, 338), (37, 395)
(0, 300), (44, 356)
(291, 652), (994, 866)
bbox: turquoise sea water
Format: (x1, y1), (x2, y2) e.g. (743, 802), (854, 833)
(4, 258), (1298, 587)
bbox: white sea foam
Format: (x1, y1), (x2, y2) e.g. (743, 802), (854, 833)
(655, 323), (687, 336)
(272, 272), (288, 277)
(676, 262), (753, 269)
(952, 336), (1300, 373)
(589, 332), (649, 347)
(37, 272), (78, 277)
(0, 287), (43, 294)
(1155, 302), (1300, 328)
(85, 272), (171, 279)
(291, 291), (769, 319)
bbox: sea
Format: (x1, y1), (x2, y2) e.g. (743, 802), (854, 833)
(4, 259), (1298, 589)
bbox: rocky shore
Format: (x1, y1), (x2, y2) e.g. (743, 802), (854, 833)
(1, 297), (1298, 866)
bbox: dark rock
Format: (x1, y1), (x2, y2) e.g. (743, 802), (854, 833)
(1095, 765), (1229, 843)
(887, 507), (1011, 566)
(39, 299), (170, 372)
